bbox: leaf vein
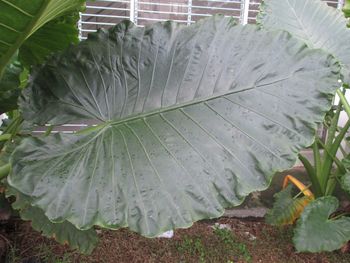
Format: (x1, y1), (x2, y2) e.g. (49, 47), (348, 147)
(179, 108), (257, 181)
(117, 127), (151, 234)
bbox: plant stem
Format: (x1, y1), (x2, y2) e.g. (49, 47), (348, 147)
(321, 119), (350, 192)
(325, 100), (341, 148)
(75, 122), (110, 134)
(44, 125), (54, 136)
(313, 138), (322, 181)
(298, 154), (322, 197)
(0, 164), (10, 179)
(325, 176), (337, 196)
(317, 139), (345, 174)
(293, 184), (312, 199)
(0, 134), (11, 142)
(337, 89), (350, 119)
(339, 144), (347, 157)
(331, 212), (350, 221)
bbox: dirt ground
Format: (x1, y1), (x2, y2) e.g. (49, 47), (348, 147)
(1, 216), (350, 263)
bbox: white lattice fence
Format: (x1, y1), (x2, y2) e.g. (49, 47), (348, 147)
(79, 0), (344, 40)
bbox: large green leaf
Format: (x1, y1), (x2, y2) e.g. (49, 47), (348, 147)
(0, 0), (85, 76)
(294, 196), (350, 252)
(266, 185), (313, 226)
(6, 186), (98, 254)
(8, 16), (340, 237)
(0, 0), (84, 113)
(257, 0), (350, 83)
(18, 13), (80, 68)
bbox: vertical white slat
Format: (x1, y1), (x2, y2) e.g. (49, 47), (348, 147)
(240, 0), (250, 25)
(338, 0), (345, 9)
(135, 0), (139, 25)
(78, 12), (83, 41)
(130, 0), (139, 25)
(130, 0), (136, 23)
(187, 0), (193, 25)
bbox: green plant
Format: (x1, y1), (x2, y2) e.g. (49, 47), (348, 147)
(4, 13), (340, 253)
(176, 236), (206, 262)
(258, 0), (350, 252)
(176, 228), (251, 263)
(4, 244), (20, 263)
(343, 0), (350, 27)
(213, 227), (251, 262)
(35, 243), (73, 263)
(0, 0), (85, 114)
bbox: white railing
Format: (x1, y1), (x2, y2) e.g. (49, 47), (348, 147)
(79, 0), (344, 40)
(79, 0), (260, 40)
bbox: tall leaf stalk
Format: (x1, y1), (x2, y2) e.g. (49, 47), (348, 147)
(298, 87), (350, 198)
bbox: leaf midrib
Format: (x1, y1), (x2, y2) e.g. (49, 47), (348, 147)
(103, 69), (326, 127)
(273, 0), (311, 45)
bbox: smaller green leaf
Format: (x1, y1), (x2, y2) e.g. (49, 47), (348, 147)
(266, 185), (312, 226)
(343, 0), (350, 18)
(20, 206), (98, 255)
(6, 186), (99, 254)
(0, 61), (22, 114)
(0, 136), (13, 165)
(294, 196), (350, 252)
(339, 155), (350, 194)
(340, 172), (350, 194)
(342, 155), (350, 170)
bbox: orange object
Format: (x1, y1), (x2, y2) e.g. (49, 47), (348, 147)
(283, 175), (314, 199)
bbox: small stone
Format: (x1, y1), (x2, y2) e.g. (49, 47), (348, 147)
(157, 230), (174, 238)
(244, 231), (257, 241)
(211, 223), (231, 230)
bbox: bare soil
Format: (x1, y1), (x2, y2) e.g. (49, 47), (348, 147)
(1, 216), (350, 263)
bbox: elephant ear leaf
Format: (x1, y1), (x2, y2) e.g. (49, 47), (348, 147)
(257, 0), (350, 84)
(8, 16), (340, 238)
(294, 196), (350, 252)
(266, 185), (313, 226)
